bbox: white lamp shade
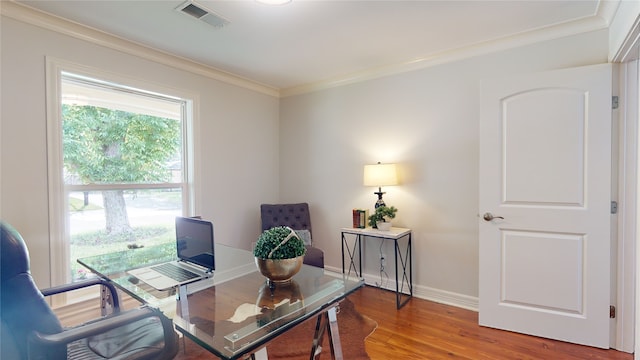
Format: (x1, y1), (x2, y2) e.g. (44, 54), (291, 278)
(363, 163), (398, 187)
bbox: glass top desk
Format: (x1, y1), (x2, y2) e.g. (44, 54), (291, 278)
(78, 243), (364, 360)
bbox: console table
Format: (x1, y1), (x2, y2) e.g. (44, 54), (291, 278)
(341, 227), (412, 309)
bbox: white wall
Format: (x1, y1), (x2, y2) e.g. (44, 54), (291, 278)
(279, 29), (610, 304)
(0, 16), (280, 287)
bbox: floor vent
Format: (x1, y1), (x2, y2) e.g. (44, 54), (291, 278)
(176, 1), (230, 29)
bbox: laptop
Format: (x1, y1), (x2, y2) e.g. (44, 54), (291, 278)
(127, 216), (215, 290)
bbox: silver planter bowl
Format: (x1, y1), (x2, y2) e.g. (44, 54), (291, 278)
(255, 256), (304, 283)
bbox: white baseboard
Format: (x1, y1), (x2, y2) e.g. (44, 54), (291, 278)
(325, 265), (479, 312)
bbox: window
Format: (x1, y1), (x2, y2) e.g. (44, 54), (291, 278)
(47, 60), (196, 293)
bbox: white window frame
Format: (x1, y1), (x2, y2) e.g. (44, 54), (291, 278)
(45, 57), (200, 297)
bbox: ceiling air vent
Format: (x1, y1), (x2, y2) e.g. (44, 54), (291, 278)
(176, 1), (230, 29)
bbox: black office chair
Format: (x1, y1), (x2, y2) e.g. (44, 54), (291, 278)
(260, 203), (324, 268)
(0, 221), (179, 360)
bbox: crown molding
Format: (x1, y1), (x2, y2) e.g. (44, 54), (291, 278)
(281, 13), (609, 97)
(3, 0), (615, 99)
(597, 0), (621, 27)
(1, 1), (280, 98)
(609, 0), (640, 62)
(611, 15), (640, 62)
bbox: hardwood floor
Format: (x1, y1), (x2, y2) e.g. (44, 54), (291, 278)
(348, 286), (633, 360)
(56, 285), (633, 359)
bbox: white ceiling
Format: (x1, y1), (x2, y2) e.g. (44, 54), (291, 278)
(15, 0), (616, 91)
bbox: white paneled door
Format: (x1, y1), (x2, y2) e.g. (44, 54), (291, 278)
(479, 63), (612, 348)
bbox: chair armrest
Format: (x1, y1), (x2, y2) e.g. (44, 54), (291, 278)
(27, 306), (177, 357)
(304, 245), (324, 268)
(40, 278), (121, 310)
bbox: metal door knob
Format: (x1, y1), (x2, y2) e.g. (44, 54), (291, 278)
(483, 212), (504, 221)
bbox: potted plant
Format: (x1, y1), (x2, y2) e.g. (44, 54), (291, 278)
(254, 226), (307, 283)
(368, 205), (398, 230)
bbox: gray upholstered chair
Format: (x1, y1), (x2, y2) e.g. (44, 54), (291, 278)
(260, 203), (324, 268)
(0, 221), (179, 360)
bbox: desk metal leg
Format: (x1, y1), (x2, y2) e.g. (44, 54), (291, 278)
(310, 311), (328, 359)
(251, 347), (268, 360)
(178, 285), (190, 319)
(310, 305), (343, 360)
(326, 307), (343, 359)
(100, 284), (115, 316)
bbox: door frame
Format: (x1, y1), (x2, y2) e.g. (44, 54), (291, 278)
(614, 60), (637, 354)
(611, 15), (640, 355)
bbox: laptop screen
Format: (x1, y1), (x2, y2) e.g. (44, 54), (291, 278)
(175, 216), (215, 271)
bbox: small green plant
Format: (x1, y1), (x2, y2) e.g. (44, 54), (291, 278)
(368, 206), (398, 228)
(253, 226), (306, 260)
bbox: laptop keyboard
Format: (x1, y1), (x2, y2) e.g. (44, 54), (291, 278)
(151, 263), (200, 282)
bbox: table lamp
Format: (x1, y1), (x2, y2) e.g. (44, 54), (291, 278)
(363, 162), (398, 208)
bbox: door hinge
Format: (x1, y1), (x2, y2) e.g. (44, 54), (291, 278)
(610, 305), (616, 319)
(612, 96), (619, 109)
(611, 201), (618, 214)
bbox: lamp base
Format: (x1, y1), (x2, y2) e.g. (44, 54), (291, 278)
(374, 188), (386, 208)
